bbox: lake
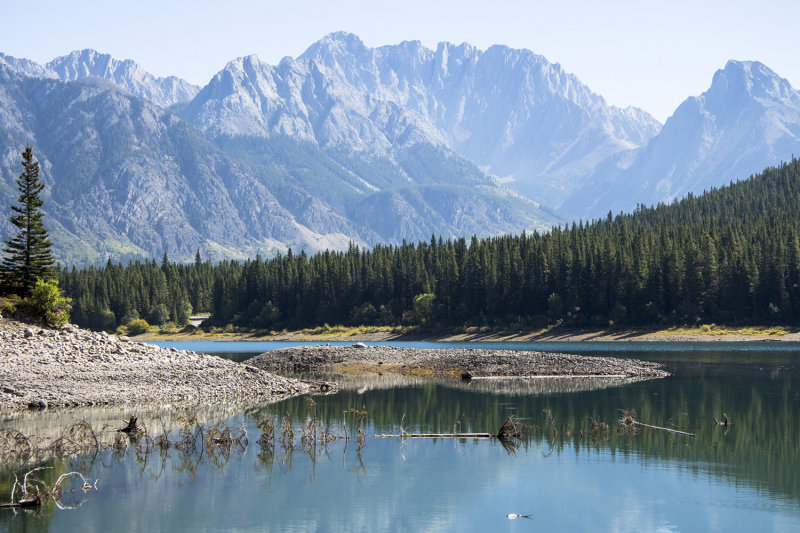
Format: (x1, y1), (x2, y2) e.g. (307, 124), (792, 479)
(1, 341), (799, 532)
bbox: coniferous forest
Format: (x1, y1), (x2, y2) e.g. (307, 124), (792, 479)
(59, 160), (800, 331)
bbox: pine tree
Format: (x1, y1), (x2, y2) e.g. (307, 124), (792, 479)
(2, 146), (55, 296)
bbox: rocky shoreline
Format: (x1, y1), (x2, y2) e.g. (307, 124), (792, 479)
(247, 344), (670, 380)
(0, 319), (322, 411)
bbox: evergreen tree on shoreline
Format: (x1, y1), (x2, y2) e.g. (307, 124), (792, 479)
(2, 146), (55, 296)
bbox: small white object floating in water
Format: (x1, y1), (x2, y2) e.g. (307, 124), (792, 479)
(506, 513), (533, 520)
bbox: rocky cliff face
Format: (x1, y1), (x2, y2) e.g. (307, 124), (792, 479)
(0, 67), (352, 263)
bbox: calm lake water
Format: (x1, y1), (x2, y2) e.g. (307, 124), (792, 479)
(2, 341), (799, 532)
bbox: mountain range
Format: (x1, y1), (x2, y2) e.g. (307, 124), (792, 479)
(2, 33), (800, 264)
(564, 60), (800, 216)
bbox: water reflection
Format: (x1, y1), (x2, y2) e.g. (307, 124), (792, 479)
(277, 368), (663, 397)
(1, 349), (799, 532)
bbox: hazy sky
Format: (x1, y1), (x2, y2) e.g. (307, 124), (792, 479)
(1, 0), (798, 121)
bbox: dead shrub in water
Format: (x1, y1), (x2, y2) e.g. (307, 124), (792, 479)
(0, 428), (35, 463)
(206, 420), (248, 449)
(497, 417), (532, 441)
(51, 421), (99, 458)
(618, 409), (639, 435)
(1, 467), (97, 510)
(173, 413), (203, 453)
(256, 414), (275, 449)
(280, 416), (295, 450)
(345, 405), (368, 452)
(589, 418), (610, 440)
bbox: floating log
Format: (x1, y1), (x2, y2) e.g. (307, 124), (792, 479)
(620, 412), (695, 438)
(299, 380), (336, 393)
(375, 417), (524, 440)
(374, 432), (493, 438)
(471, 374), (628, 380)
(0, 496), (41, 509)
(630, 421), (695, 438)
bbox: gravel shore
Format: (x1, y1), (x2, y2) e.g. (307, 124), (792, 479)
(247, 344), (670, 379)
(0, 319), (320, 411)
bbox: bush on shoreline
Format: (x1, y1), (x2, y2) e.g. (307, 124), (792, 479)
(1, 278), (72, 328)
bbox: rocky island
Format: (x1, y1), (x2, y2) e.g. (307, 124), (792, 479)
(247, 344), (670, 380)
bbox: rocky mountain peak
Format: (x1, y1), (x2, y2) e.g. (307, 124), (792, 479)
(45, 49), (200, 107)
(47, 49), (119, 79)
(300, 31), (370, 62)
(563, 59), (800, 219)
(0, 52), (56, 79)
(703, 60), (798, 113)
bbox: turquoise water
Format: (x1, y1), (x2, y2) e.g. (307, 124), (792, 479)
(147, 338), (800, 355)
(1, 341), (799, 532)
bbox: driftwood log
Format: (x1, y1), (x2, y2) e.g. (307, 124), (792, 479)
(375, 417), (523, 440)
(0, 496), (41, 509)
(619, 411), (695, 438)
(374, 432), (494, 438)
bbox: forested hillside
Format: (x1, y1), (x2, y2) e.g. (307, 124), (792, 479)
(60, 160), (800, 331)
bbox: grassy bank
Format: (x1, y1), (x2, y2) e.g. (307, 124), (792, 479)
(133, 322), (800, 343)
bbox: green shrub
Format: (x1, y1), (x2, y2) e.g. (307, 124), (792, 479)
(125, 318), (150, 336)
(30, 278), (72, 327)
(0, 294), (22, 316)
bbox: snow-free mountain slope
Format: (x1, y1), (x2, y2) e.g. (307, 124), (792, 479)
(181, 32), (661, 207)
(0, 65), (359, 263)
(565, 60), (800, 218)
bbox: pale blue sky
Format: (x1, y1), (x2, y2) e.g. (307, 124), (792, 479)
(1, 0), (797, 121)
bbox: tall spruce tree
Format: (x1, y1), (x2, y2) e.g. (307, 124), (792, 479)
(2, 146), (55, 296)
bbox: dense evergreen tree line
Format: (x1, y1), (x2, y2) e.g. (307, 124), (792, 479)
(60, 160), (800, 331)
(59, 253), (213, 331)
